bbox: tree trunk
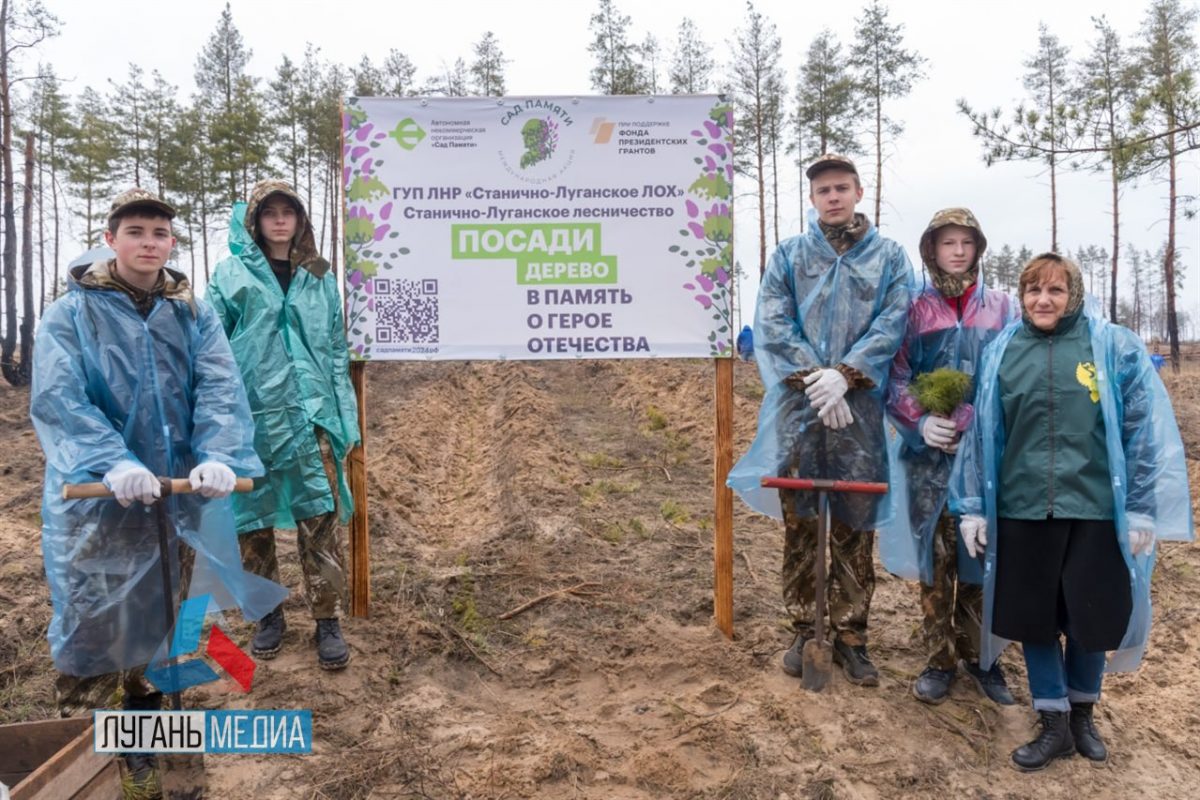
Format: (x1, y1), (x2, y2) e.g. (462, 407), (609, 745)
(1109, 157), (1119, 323)
(18, 132), (33, 384)
(37, 129), (45, 316)
(756, 107), (765, 277)
(0, 0), (19, 385)
(1165, 131), (1179, 371)
(329, 155), (339, 273)
(873, 61), (882, 227)
(51, 145), (60, 301)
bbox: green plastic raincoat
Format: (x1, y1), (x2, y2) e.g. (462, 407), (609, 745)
(206, 182), (360, 533)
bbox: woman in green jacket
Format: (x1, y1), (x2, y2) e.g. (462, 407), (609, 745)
(207, 180), (361, 670)
(951, 253), (1193, 771)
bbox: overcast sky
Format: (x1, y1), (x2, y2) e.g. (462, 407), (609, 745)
(36, 0), (1200, 327)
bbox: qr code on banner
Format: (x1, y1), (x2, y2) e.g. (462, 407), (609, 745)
(374, 278), (440, 344)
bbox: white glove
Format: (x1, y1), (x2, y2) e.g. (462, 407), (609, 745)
(921, 415), (958, 452)
(189, 461), (237, 499)
(803, 368), (849, 412)
(104, 464), (160, 507)
(818, 397), (854, 430)
(1129, 529), (1155, 556)
(960, 515), (987, 559)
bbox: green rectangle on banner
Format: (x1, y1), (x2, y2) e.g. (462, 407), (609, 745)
(451, 222), (603, 260)
(516, 256), (619, 285)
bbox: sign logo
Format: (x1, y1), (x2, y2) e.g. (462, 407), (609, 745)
(144, 595), (257, 694)
(389, 117), (426, 150)
(520, 117), (559, 168)
(590, 117), (615, 144)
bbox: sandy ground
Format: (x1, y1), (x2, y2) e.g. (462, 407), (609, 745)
(2, 356), (1198, 799)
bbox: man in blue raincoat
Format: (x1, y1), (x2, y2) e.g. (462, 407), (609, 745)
(31, 189), (287, 785)
(207, 180), (360, 670)
(729, 155), (912, 686)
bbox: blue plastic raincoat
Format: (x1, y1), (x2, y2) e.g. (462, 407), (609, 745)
(206, 185), (360, 534)
(728, 210), (913, 528)
(879, 279), (1019, 584)
(949, 301), (1194, 672)
(31, 263), (288, 677)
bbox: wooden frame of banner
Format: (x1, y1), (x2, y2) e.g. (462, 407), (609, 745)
(340, 99), (737, 632)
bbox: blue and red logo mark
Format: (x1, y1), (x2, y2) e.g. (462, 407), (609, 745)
(145, 594), (257, 694)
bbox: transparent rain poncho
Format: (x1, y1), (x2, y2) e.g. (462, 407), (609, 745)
(878, 279), (1018, 584)
(949, 300), (1194, 672)
(206, 194), (360, 533)
(728, 210), (913, 529)
(31, 276), (289, 677)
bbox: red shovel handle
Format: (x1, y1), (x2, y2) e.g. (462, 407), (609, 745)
(760, 477), (889, 494)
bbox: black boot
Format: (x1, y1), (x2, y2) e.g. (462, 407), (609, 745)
(1011, 710), (1075, 771)
(832, 640), (879, 687)
(315, 618), (350, 670)
(781, 631), (810, 678)
(252, 606), (286, 659)
(122, 692), (163, 798)
(1070, 702), (1108, 762)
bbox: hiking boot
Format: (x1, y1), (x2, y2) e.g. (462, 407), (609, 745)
(315, 618), (350, 670)
(832, 640), (879, 687)
(1070, 702), (1108, 762)
(781, 631), (810, 678)
(252, 606), (286, 659)
(913, 666), (955, 704)
(122, 752), (163, 798)
(1011, 710), (1075, 771)
(962, 659), (1016, 706)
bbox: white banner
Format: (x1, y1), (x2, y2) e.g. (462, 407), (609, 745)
(341, 96), (734, 361)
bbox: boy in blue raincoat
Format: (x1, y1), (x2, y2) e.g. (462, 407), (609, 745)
(728, 155), (912, 686)
(31, 189), (286, 785)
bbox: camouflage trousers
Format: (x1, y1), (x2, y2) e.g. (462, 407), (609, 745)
(239, 432), (348, 619)
(55, 540), (195, 717)
(921, 512), (982, 670)
(781, 495), (875, 646)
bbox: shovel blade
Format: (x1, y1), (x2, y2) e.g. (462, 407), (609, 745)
(800, 639), (833, 692)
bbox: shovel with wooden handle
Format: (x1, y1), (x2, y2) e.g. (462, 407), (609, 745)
(61, 476), (255, 710)
(761, 477), (889, 693)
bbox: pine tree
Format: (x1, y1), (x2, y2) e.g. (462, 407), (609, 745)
(729, 1), (784, 274)
(351, 55), (385, 96)
(1131, 0), (1199, 371)
(269, 56), (305, 187)
(28, 66), (69, 312)
(668, 18), (713, 94)
(639, 34), (661, 94)
(194, 2), (255, 203)
(108, 64), (148, 187)
(849, 0), (925, 227)
(1, 0), (57, 386)
(144, 70), (179, 197)
(958, 25), (1079, 252)
(793, 29), (862, 230)
(1076, 16), (1142, 322)
(470, 31), (507, 96)
(425, 58), (469, 97)
(588, 0), (644, 94)
(64, 87), (117, 248)
(381, 49), (419, 96)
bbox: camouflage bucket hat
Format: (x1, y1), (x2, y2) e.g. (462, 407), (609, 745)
(918, 207), (987, 299)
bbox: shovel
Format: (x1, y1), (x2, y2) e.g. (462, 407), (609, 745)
(760, 477), (889, 693)
(802, 491), (834, 691)
(63, 476), (254, 710)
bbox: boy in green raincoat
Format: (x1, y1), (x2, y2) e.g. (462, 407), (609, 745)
(207, 180), (361, 670)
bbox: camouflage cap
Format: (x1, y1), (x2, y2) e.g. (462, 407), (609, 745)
(107, 187), (175, 223)
(805, 153), (858, 180)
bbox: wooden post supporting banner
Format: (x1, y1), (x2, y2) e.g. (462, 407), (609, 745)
(713, 357), (735, 638)
(348, 361), (370, 617)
